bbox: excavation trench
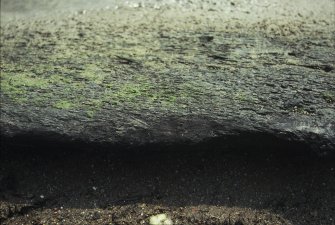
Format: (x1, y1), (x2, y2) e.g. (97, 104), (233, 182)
(1, 134), (334, 225)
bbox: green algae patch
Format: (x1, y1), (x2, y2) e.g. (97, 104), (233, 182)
(1, 71), (49, 102)
(101, 77), (164, 108)
(1, 75), (26, 97)
(114, 80), (152, 101)
(1, 72), (49, 89)
(53, 100), (75, 110)
(79, 64), (106, 84)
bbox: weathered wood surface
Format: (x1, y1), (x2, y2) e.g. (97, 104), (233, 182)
(1, 7), (334, 153)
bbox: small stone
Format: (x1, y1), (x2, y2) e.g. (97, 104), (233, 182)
(149, 214), (173, 225)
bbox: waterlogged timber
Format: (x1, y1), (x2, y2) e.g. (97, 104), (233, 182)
(1, 6), (334, 152)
